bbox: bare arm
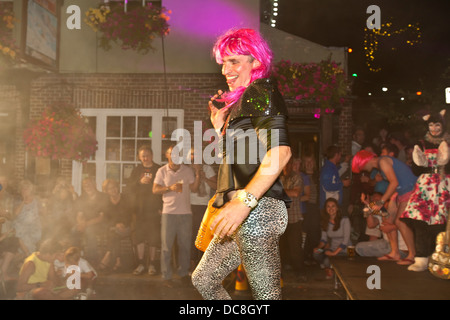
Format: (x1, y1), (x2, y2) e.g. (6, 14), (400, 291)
(153, 183), (180, 194)
(300, 184), (310, 202)
(16, 261), (37, 292)
(211, 145), (292, 238)
(370, 157), (398, 214)
(153, 183), (170, 194)
(285, 186), (302, 198)
(366, 214), (380, 229)
(189, 168), (202, 193)
(205, 174), (218, 190)
(209, 91), (227, 131)
(245, 146), (292, 199)
(379, 157), (398, 202)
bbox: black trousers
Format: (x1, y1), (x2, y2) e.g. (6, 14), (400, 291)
(402, 218), (445, 257)
(280, 220), (305, 273)
(302, 203), (321, 260)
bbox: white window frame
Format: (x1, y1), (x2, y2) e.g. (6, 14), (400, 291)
(72, 108), (184, 194)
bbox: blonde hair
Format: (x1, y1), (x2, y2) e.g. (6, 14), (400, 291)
(64, 246), (81, 265)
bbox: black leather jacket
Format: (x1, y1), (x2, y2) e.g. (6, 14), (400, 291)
(213, 78), (291, 208)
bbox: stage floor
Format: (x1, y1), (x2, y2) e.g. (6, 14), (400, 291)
(331, 257), (450, 300)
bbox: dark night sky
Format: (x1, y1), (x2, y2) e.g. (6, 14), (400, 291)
(275, 0), (450, 98)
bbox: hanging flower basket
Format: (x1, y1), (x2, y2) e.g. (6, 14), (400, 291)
(23, 103), (98, 162)
(273, 59), (351, 112)
(85, 2), (171, 54)
(0, 3), (20, 69)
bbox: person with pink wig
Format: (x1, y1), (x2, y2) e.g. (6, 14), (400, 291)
(192, 28), (291, 300)
(352, 150), (417, 265)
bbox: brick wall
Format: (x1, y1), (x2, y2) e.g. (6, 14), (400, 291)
(3, 72), (353, 185)
(338, 104), (353, 155)
(29, 72), (226, 129)
(26, 72), (225, 181)
(0, 85), (24, 181)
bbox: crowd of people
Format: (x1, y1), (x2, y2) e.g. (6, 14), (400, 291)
(0, 143), (220, 299)
(1, 114), (448, 300)
(1, 25), (447, 300)
(1, 115), (448, 299)
(311, 109), (449, 280)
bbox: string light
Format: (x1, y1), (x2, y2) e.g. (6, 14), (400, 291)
(271, 0), (279, 27)
(364, 20), (422, 72)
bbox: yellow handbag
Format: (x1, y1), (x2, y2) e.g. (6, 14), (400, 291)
(195, 194), (222, 252)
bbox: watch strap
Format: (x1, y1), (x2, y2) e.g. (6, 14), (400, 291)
(234, 190), (259, 209)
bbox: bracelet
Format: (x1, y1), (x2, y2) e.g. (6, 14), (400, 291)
(233, 190), (259, 209)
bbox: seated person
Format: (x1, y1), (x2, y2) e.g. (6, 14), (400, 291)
(98, 179), (133, 272)
(361, 192), (384, 241)
(64, 246), (97, 299)
(15, 239), (77, 300)
(0, 218), (20, 281)
(72, 178), (108, 266)
(313, 198), (351, 279)
(356, 193), (408, 260)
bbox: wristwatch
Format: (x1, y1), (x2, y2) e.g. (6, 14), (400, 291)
(233, 190), (259, 209)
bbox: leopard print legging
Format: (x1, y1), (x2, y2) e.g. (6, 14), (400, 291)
(191, 197), (288, 300)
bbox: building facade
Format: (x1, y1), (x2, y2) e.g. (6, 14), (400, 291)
(0, 0), (352, 195)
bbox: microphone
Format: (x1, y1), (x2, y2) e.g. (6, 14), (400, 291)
(211, 93), (225, 109)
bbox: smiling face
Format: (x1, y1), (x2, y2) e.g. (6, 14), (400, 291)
(105, 182), (119, 198)
(82, 178), (97, 196)
(326, 200), (338, 217)
(138, 149), (153, 167)
(303, 156), (315, 173)
(428, 122), (443, 137)
(221, 54), (260, 91)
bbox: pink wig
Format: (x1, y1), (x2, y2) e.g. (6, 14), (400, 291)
(352, 150), (376, 173)
(213, 28), (273, 108)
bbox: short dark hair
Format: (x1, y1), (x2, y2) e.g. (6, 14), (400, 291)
(388, 132), (406, 145)
(326, 145), (340, 160)
(382, 143), (399, 158)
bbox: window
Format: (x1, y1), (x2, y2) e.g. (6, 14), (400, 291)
(72, 109), (184, 194)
